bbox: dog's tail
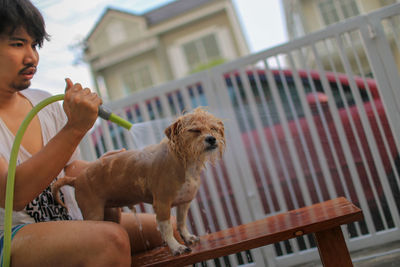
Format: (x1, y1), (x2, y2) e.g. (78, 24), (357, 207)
(51, 176), (76, 210)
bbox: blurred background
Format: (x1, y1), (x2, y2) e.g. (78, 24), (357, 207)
(30, 0), (286, 95)
(30, 1), (400, 266)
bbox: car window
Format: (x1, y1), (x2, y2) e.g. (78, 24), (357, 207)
(226, 74), (310, 131)
(225, 71), (373, 133)
(312, 79), (371, 108)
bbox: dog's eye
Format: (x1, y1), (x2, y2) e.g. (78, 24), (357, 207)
(188, 129), (201, 133)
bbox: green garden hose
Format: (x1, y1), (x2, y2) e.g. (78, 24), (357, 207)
(2, 94), (132, 267)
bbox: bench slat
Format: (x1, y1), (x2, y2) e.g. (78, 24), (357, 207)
(132, 197), (363, 267)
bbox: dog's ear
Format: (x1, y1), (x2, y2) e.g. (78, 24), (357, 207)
(165, 119), (182, 140)
(216, 120), (226, 157)
(217, 121), (225, 138)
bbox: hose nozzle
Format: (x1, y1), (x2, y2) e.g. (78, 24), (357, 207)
(98, 105), (132, 130)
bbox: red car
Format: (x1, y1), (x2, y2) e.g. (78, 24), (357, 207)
(223, 69), (398, 236)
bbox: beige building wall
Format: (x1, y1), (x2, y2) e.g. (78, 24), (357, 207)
(99, 51), (161, 100)
(87, 13), (146, 59)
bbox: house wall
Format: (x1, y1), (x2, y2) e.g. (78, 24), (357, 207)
(99, 50), (162, 100)
(360, 0), (387, 13)
(87, 13), (146, 59)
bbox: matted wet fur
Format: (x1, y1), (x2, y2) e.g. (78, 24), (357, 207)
(52, 107), (225, 255)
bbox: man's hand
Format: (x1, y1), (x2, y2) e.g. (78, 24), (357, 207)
(63, 78), (102, 135)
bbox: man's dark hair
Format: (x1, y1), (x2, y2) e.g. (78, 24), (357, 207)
(0, 0), (50, 47)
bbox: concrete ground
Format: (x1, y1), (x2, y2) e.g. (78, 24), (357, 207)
(301, 241), (400, 267)
(352, 241), (400, 267)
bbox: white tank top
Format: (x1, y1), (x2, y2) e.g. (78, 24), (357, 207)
(0, 89), (83, 230)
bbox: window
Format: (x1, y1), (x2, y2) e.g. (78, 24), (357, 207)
(182, 33), (221, 71)
(292, 12), (305, 38)
(318, 0), (360, 26)
(379, 0), (397, 6)
(338, 0), (359, 18)
(122, 65), (153, 94)
(319, 1), (339, 25)
(225, 70), (373, 131)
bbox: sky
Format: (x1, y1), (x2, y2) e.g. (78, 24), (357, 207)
(30, 0), (288, 96)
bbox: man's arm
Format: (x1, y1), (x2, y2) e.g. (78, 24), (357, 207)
(0, 79), (102, 210)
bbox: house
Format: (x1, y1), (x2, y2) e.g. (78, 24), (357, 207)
(83, 0), (249, 101)
(282, 0), (398, 40)
(281, 0), (400, 77)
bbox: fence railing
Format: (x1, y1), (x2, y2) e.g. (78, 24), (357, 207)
(79, 4), (400, 266)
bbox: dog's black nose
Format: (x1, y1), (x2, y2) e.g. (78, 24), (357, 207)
(205, 135), (216, 145)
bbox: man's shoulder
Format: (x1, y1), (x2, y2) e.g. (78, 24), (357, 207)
(21, 89), (64, 116)
(21, 88), (52, 101)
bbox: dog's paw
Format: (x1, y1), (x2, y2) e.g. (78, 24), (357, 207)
(183, 234), (200, 245)
(171, 244), (192, 255)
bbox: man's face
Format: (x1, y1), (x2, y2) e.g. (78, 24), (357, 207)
(0, 27), (39, 92)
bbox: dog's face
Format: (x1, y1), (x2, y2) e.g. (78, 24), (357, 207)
(165, 107), (225, 164)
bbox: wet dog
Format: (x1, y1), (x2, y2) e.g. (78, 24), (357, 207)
(52, 107), (225, 255)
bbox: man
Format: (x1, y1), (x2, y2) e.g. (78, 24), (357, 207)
(0, 0), (164, 266)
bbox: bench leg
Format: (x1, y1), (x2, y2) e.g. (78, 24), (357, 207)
(314, 226), (353, 267)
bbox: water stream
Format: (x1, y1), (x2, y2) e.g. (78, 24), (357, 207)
(128, 117), (173, 150)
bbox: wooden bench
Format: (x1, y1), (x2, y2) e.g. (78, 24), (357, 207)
(132, 197), (363, 267)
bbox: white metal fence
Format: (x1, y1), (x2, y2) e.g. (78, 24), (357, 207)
(79, 4), (400, 266)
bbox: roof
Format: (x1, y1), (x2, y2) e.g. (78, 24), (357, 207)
(144, 0), (216, 25)
(86, 0), (217, 41)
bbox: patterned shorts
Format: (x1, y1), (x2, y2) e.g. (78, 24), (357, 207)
(0, 224), (26, 267)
